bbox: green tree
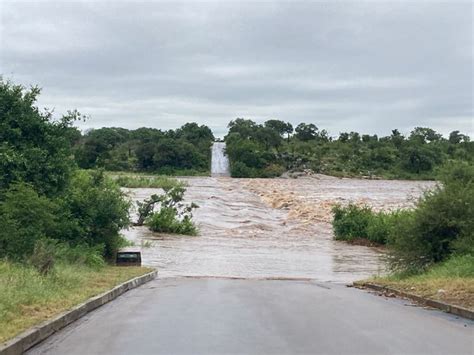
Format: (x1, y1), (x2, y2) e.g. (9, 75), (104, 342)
(0, 80), (75, 196)
(295, 123), (318, 141)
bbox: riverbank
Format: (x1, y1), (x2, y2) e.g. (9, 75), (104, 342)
(0, 261), (152, 343)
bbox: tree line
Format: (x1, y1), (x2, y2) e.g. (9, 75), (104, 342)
(73, 123), (214, 175)
(224, 118), (473, 179)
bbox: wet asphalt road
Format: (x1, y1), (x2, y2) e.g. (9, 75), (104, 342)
(28, 278), (473, 355)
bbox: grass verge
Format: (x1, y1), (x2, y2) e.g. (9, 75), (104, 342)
(364, 255), (474, 310)
(0, 261), (152, 343)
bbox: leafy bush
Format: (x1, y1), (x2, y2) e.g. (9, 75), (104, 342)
(230, 161), (257, 178)
(59, 170), (131, 258)
(332, 204), (374, 242)
(0, 80), (133, 266)
(332, 162), (474, 272)
(0, 80), (76, 197)
(332, 204), (408, 245)
(388, 162), (474, 271)
(139, 186), (198, 235)
(261, 164), (285, 178)
(366, 210), (409, 244)
(146, 208), (197, 235)
(0, 183), (59, 260)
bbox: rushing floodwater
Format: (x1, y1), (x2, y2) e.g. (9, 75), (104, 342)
(122, 177), (434, 283)
(211, 142), (230, 177)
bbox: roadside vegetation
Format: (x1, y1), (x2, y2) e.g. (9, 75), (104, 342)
(0, 79), (152, 341)
(332, 162), (474, 308)
(0, 262), (151, 343)
(369, 255), (474, 309)
(224, 118), (472, 179)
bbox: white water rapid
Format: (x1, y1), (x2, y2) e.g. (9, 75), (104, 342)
(211, 142), (230, 177)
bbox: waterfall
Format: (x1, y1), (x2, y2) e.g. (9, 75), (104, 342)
(211, 142), (230, 177)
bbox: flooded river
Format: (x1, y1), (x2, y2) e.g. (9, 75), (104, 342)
(123, 176), (434, 283)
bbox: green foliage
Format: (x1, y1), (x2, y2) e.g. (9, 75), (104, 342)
(112, 174), (185, 189)
(332, 204), (412, 245)
(0, 260), (149, 342)
(332, 162), (474, 272)
(28, 239), (104, 275)
(0, 80), (75, 196)
(29, 239), (57, 275)
(223, 118), (472, 179)
(422, 255), (474, 278)
(0, 183), (59, 260)
(141, 186), (198, 235)
(225, 119), (286, 177)
(388, 162), (474, 271)
(146, 207), (197, 235)
(59, 170), (131, 258)
(0, 79), (134, 269)
(385, 254), (474, 281)
(74, 123), (214, 174)
(332, 204), (375, 242)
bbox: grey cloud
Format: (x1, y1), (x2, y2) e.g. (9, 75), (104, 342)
(1, 0), (472, 138)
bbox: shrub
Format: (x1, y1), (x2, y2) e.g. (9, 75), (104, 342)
(230, 161), (257, 178)
(59, 170), (131, 258)
(0, 183), (59, 260)
(332, 204), (406, 245)
(146, 208), (197, 235)
(261, 164), (285, 178)
(0, 80), (76, 197)
(332, 204), (373, 242)
(366, 210), (409, 245)
(140, 186), (198, 235)
(388, 162), (474, 271)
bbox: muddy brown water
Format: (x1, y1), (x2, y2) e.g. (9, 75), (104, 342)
(122, 176), (435, 283)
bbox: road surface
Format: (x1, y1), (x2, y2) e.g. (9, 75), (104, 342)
(28, 278), (473, 355)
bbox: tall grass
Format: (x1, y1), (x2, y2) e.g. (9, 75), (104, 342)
(0, 261), (151, 342)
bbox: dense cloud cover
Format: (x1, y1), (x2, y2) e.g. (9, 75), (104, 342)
(1, 0), (472, 137)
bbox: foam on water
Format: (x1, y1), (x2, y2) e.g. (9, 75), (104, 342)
(211, 142), (230, 177)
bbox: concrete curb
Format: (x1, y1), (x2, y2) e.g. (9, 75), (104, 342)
(355, 282), (474, 321)
(0, 270), (157, 355)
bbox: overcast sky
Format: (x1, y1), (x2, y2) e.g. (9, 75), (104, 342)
(1, 1), (472, 137)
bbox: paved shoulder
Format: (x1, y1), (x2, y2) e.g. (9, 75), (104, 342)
(28, 278), (473, 355)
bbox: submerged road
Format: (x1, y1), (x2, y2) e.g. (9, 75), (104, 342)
(28, 278), (473, 355)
